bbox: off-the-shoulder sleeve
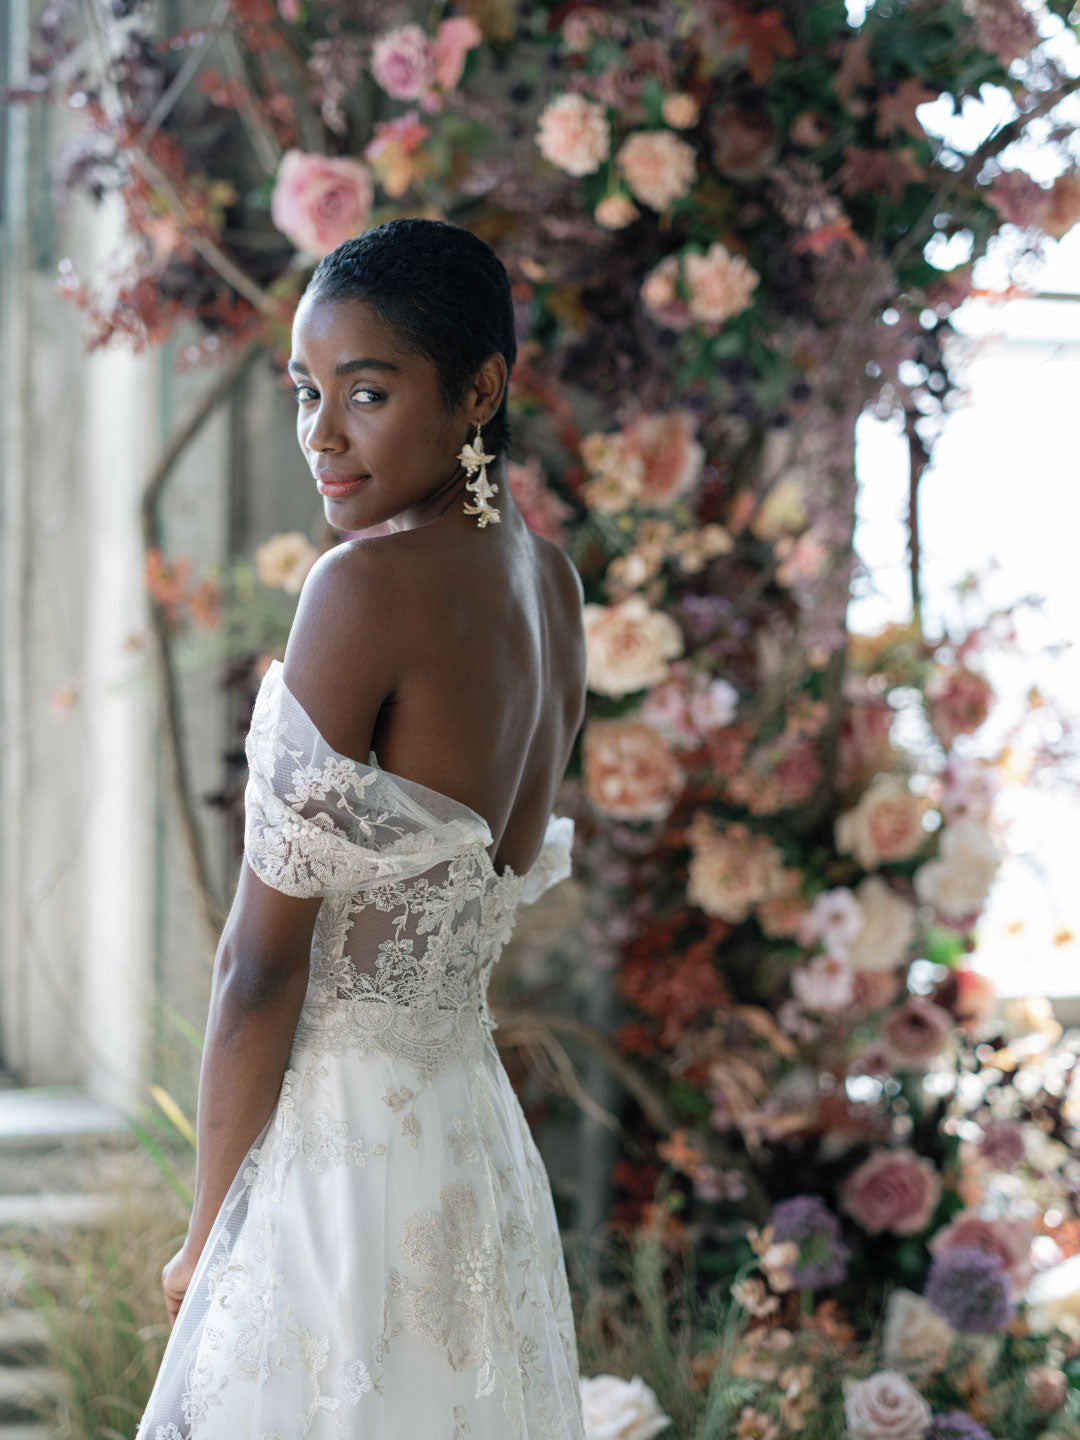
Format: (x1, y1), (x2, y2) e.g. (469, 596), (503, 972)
(518, 815), (575, 906)
(243, 665), (486, 899)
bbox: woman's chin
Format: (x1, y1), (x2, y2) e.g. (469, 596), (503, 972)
(336, 519), (398, 539)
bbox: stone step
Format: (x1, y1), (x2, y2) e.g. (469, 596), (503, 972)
(0, 1426), (55, 1440)
(0, 1090), (127, 1155)
(0, 1309), (49, 1360)
(0, 1193), (117, 1232)
(0, 1364), (61, 1421)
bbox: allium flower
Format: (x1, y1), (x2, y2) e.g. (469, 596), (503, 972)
(928, 1209), (1033, 1296)
(536, 93), (611, 177)
(924, 1414), (994, 1440)
(683, 241), (759, 326)
(844, 1370), (932, 1440)
(270, 151), (374, 258)
(616, 130), (697, 211)
(924, 1244), (1014, 1333)
(371, 24), (435, 101)
(768, 1195), (850, 1289)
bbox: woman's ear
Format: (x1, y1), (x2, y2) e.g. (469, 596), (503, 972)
(470, 352), (508, 423)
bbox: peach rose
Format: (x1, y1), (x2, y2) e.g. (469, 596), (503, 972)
(683, 241), (759, 326)
(843, 1370), (932, 1440)
(686, 816), (789, 923)
(615, 130), (697, 211)
(270, 150), (374, 257)
(584, 719), (684, 822)
(929, 1209), (1034, 1297)
(254, 531), (320, 594)
(879, 997), (954, 1071)
(583, 596), (684, 697)
(839, 1147), (941, 1236)
(914, 820), (999, 923)
(536, 93), (611, 177)
(835, 776), (927, 870)
(625, 411), (705, 506)
(847, 876), (917, 973)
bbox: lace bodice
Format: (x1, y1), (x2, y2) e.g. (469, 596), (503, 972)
(243, 660), (574, 1086)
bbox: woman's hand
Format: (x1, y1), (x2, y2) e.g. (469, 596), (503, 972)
(162, 1242), (200, 1326)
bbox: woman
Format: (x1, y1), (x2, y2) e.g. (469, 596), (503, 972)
(136, 218), (588, 1438)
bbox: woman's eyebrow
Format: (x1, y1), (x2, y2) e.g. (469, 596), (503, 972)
(286, 357), (401, 376)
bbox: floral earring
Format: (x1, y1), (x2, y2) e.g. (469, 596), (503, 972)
(458, 422), (500, 528)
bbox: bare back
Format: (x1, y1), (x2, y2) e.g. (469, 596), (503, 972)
(284, 501), (586, 878)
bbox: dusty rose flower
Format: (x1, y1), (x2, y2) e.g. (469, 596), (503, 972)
(977, 1117), (1025, 1170)
(686, 816), (789, 924)
(536, 93), (611, 177)
(1043, 170), (1080, 240)
(625, 411), (705, 506)
(683, 241), (759, 326)
(640, 666), (737, 748)
(430, 15), (482, 92)
(847, 876), (917, 973)
(929, 1209), (1033, 1296)
(615, 130), (697, 211)
(710, 103), (778, 180)
(927, 664), (993, 745)
(852, 969), (903, 1012)
(791, 953), (855, 1013)
(844, 1370), (932, 1440)
(504, 458), (573, 546)
(882, 1288), (955, 1376)
(1026, 1363), (1068, 1412)
(254, 530), (320, 594)
(371, 24), (435, 101)
(914, 821), (999, 923)
(880, 997), (954, 1071)
(835, 775), (927, 870)
(561, 7), (608, 52)
(578, 1372), (672, 1440)
(584, 719), (684, 821)
(661, 92), (699, 129)
(583, 596), (684, 697)
(839, 1147), (941, 1236)
(270, 150), (374, 257)
(594, 194), (640, 229)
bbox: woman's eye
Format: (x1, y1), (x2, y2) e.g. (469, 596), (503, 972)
(352, 388), (384, 405)
(293, 384), (317, 403)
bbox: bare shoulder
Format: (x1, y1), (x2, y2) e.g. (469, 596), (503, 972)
(530, 529), (585, 614)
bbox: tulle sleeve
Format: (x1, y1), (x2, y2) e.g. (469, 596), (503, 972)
(518, 815), (575, 906)
(243, 663), (488, 899)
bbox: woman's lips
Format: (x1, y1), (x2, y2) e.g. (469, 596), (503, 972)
(316, 472), (369, 498)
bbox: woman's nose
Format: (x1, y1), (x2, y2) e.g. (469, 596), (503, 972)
(306, 404), (346, 452)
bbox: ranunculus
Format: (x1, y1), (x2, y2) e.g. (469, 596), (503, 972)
(791, 953), (855, 1013)
(595, 194), (640, 229)
(371, 24), (435, 101)
(839, 1147), (941, 1236)
(640, 254), (693, 330)
(661, 92), (699, 129)
(536, 92), (611, 177)
(686, 816), (789, 924)
(430, 15), (482, 92)
(615, 130), (697, 211)
(1025, 1252), (1080, 1340)
(835, 776), (927, 870)
(930, 1210), (1034, 1297)
(914, 821), (999, 923)
(682, 241), (759, 326)
(879, 997), (954, 1071)
(882, 1288), (955, 1376)
(254, 530), (320, 593)
(270, 150), (374, 257)
(843, 1370), (932, 1440)
(579, 1372), (673, 1440)
(583, 597), (684, 697)
(584, 719), (684, 821)
(847, 876), (917, 973)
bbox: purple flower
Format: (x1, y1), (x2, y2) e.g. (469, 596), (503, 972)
(924, 1413), (995, 1440)
(924, 1245), (1014, 1334)
(769, 1194), (850, 1289)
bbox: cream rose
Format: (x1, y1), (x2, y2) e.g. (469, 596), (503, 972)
(914, 820), (1000, 922)
(847, 877), (917, 974)
(270, 150), (374, 258)
(579, 1373), (673, 1440)
(583, 597), (684, 697)
(584, 719), (684, 822)
(1025, 1253), (1080, 1341)
(536, 93), (611, 177)
(839, 1147), (941, 1236)
(686, 817), (788, 923)
(881, 1288), (955, 1376)
(615, 130), (697, 211)
(843, 1370), (932, 1440)
(835, 776), (927, 870)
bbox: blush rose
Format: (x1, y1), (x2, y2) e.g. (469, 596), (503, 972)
(270, 150), (374, 258)
(839, 1147), (941, 1236)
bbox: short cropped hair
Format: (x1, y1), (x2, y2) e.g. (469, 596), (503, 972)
(305, 218), (517, 456)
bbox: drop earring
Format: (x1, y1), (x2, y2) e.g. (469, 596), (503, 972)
(458, 422), (500, 528)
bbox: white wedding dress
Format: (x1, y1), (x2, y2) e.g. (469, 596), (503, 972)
(136, 659), (586, 1440)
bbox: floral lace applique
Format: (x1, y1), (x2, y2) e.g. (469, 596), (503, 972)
(447, 1114), (481, 1166)
(382, 1084), (422, 1148)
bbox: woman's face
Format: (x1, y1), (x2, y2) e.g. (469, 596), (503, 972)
(288, 293), (468, 531)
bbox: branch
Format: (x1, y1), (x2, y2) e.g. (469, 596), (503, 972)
(140, 342), (260, 948)
(904, 401), (931, 636)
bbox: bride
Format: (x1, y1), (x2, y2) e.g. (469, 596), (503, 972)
(137, 217), (588, 1438)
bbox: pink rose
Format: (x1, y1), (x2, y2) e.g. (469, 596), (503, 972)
(977, 1117), (1025, 1170)
(839, 1147), (941, 1236)
(371, 25), (435, 102)
(584, 719), (685, 821)
(879, 997), (954, 1071)
(927, 664), (993, 746)
(270, 149), (374, 258)
(431, 16), (482, 92)
(929, 1209), (1034, 1296)
(504, 458), (573, 546)
(623, 411), (705, 506)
